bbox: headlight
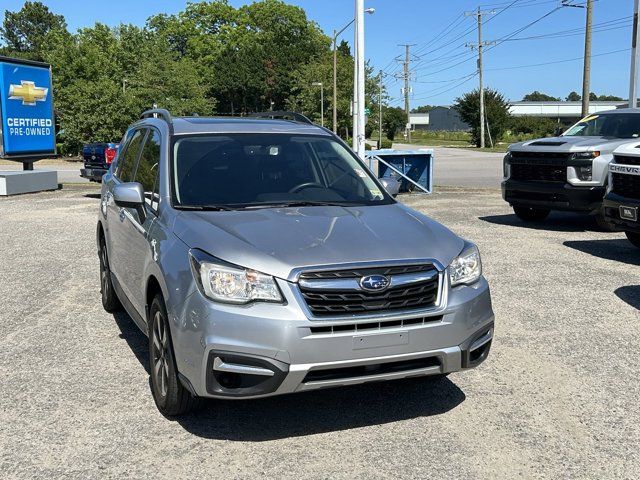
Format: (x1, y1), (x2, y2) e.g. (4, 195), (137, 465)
(571, 151), (600, 160)
(575, 165), (593, 181)
(449, 242), (482, 287)
(503, 152), (511, 178)
(189, 250), (283, 304)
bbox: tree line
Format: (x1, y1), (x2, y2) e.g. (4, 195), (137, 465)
(0, 0), (385, 153)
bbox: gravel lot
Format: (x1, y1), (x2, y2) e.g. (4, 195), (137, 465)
(1, 185), (639, 479)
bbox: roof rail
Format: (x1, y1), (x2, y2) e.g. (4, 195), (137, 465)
(140, 108), (173, 124)
(249, 111), (314, 125)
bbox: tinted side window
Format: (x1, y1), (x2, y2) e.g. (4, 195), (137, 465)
(117, 129), (146, 182)
(134, 130), (161, 209)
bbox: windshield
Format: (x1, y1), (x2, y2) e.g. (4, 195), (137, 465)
(563, 113), (640, 139)
(172, 134), (391, 208)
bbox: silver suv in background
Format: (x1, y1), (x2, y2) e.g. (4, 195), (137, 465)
(502, 108), (640, 227)
(97, 109), (494, 416)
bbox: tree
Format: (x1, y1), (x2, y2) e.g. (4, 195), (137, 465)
(566, 91), (581, 101)
(454, 88), (511, 147)
(522, 91), (559, 102)
(382, 107), (406, 141)
(508, 116), (558, 137)
(411, 105), (435, 113)
(0, 1), (66, 60)
(594, 94), (624, 101)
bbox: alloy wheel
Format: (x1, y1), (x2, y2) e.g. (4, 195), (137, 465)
(152, 312), (170, 398)
(100, 243), (110, 299)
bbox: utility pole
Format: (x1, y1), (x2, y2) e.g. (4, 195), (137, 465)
(379, 70), (383, 149)
(466, 8), (495, 149)
(403, 45), (412, 144)
(581, 0), (594, 117)
(333, 30), (339, 133)
(630, 0), (640, 108)
(355, 0), (366, 159)
(394, 44), (417, 144)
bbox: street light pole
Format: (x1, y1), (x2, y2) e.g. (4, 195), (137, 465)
(331, 8), (374, 138)
(355, 0), (366, 159)
(333, 30), (339, 133)
(312, 82), (324, 127)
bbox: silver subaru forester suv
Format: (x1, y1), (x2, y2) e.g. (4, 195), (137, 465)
(97, 109), (494, 416)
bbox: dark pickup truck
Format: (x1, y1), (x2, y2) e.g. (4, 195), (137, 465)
(80, 142), (118, 182)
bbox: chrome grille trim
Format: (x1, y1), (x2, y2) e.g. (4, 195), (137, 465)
(289, 259), (447, 320)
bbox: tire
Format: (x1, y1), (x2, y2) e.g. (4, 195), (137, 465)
(99, 237), (122, 312)
(594, 211), (618, 232)
(626, 231), (640, 248)
(513, 206), (550, 222)
(149, 294), (202, 416)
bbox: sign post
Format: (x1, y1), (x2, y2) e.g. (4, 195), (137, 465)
(0, 56), (57, 195)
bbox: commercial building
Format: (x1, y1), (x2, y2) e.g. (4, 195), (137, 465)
(409, 100), (628, 132)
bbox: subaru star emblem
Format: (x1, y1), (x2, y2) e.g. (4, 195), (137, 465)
(359, 275), (390, 292)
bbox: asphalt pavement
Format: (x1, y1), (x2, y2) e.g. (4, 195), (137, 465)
(392, 144), (504, 188)
(1, 185), (638, 479)
(0, 161), (89, 184)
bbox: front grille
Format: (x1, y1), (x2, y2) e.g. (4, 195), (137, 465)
(614, 155), (640, 166)
(309, 315), (443, 334)
(612, 172), (640, 199)
(510, 151), (569, 162)
(299, 265), (440, 317)
(299, 264), (433, 279)
(510, 163), (566, 182)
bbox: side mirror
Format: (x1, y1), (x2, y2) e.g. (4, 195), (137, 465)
(113, 182), (146, 221)
(379, 177), (400, 197)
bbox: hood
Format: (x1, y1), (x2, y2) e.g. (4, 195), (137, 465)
(173, 204), (464, 280)
(509, 136), (635, 153)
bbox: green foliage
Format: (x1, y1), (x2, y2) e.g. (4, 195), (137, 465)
(454, 88), (511, 147)
(0, 1), (66, 60)
(382, 107), (406, 141)
(508, 116), (558, 138)
(2, 0), (356, 153)
(594, 93), (624, 101)
(522, 91), (559, 101)
(566, 91), (581, 101)
(379, 138), (393, 149)
(411, 105), (434, 113)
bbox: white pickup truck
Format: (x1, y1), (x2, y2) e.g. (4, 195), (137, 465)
(502, 108), (640, 228)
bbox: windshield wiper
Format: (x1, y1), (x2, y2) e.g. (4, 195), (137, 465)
(242, 201), (353, 209)
(175, 204), (237, 211)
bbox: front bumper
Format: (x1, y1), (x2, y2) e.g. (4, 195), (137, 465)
(603, 192), (640, 233)
(80, 167), (107, 182)
(172, 276), (495, 399)
(502, 179), (605, 213)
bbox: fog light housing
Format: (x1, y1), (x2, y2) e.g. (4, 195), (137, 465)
(576, 166), (593, 181)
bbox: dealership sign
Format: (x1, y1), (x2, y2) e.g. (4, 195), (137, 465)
(0, 56), (56, 160)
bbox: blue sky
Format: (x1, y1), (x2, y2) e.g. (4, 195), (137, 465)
(1, 0), (635, 107)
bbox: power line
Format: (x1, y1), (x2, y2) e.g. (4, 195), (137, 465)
(485, 48), (629, 71)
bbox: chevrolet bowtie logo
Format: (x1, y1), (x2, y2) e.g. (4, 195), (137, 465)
(8, 80), (48, 106)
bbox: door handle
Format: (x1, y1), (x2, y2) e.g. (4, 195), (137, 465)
(119, 208), (126, 222)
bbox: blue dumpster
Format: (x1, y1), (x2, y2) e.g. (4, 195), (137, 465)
(366, 149), (434, 194)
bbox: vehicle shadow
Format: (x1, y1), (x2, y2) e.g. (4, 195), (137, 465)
(178, 375), (465, 441)
(113, 311), (150, 374)
(563, 239), (640, 267)
(84, 192), (101, 199)
(614, 285), (640, 310)
(479, 212), (600, 233)
(113, 310), (466, 441)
